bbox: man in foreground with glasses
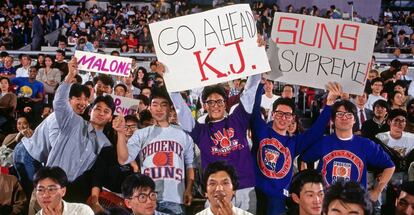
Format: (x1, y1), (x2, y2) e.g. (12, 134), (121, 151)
(301, 100), (395, 203)
(122, 174), (167, 215)
(251, 80), (341, 215)
(34, 166), (94, 215)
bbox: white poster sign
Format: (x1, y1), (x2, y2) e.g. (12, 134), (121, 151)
(75, 51), (132, 77)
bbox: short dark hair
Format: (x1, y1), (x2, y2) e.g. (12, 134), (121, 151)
(150, 88), (172, 106)
(201, 85), (227, 103)
(399, 181), (414, 196)
(0, 76), (10, 85)
(93, 74), (115, 88)
(84, 81), (93, 88)
(93, 95), (115, 114)
(33, 166), (68, 188)
(202, 161), (238, 193)
(136, 94), (150, 106)
(272, 97), (295, 112)
(289, 169), (323, 196)
(370, 77), (383, 86)
(69, 83), (91, 98)
(283, 84), (295, 93)
(111, 50), (120, 56)
(121, 174), (155, 199)
(390, 59), (401, 69)
(124, 115), (139, 124)
(372, 99), (390, 112)
(114, 83), (127, 93)
(56, 49), (66, 57)
(387, 108), (407, 122)
(394, 80), (407, 89)
(331, 100), (357, 120)
(323, 181), (372, 215)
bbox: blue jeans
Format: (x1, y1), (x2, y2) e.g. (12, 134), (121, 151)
(157, 201), (185, 215)
(13, 142), (42, 197)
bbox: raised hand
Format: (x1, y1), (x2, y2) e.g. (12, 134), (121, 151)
(325, 82), (343, 106)
(65, 57), (79, 83)
(112, 113), (126, 133)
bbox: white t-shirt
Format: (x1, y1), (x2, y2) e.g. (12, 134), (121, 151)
(126, 124), (195, 204)
(15, 67), (30, 78)
(365, 94), (386, 110)
(196, 206), (253, 215)
(261, 94), (280, 112)
(36, 201), (94, 215)
(376, 131), (414, 157)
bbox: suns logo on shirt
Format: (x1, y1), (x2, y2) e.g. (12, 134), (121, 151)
(258, 138), (292, 179)
(210, 128), (244, 156)
(332, 161), (351, 183)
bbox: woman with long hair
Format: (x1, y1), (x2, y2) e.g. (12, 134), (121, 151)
(36, 55), (61, 95)
(132, 67), (148, 90)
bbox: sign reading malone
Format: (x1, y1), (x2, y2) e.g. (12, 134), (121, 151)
(268, 13), (377, 95)
(74, 51), (132, 77)
(150, 4), (270, 92)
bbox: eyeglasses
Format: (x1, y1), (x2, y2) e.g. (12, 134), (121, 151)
(129, 192), (157, 203)
(273, 111), (294, 119)
(205, 99), (225, 107)
(125, 124), (137, 130)
(36, 186), (61, 195)
(335, 112), (354, 119)
(392, 118), (406, 124)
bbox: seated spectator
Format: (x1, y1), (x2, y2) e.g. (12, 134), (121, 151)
(34, 166), (94, 215)
(0, 56), (17, 79)
(0, 77), (17, 130)
(361, 99), (390, 141)
(35, 54), (45, 70)
(138, 25), (153, 50)
(122, 73), (140, 98)
(381, 60), (401, 82)
(114, 83), (128, 97)
(366, 77), (386, 110)
(352, 93), (373, 134)
(120, 43), (130, 53)
(406, 99), (414, 133)
(364, 69), (380, 94)
(2, 115), (32, 149)
(12, 66), (44, 117)
(121, 174), (167, 215)
(15, 54), (31, 78)
(55, 50), (68, 81)
(132, 67), (149, 90)
(72, 37), (94, 52)
(288, 169), (324, 215)
(395, 30), (410, 48)
(389, 91), (406, 110)
(36, 55), (61, 95)
(323, 181), (372, 215)
(57, 38), (71, 52)
(196, 161), (252, 215)
(0, 173), (27, 214)
(125, 32), (138, 50)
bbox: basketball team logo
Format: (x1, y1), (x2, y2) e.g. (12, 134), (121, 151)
(210, 128), (244, 156)
(332, 161), (351, 182)
(257, 138), (291, 179)
(153, 151), (174, 166)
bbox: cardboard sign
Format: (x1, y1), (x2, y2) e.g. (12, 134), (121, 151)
(75, 51), (132, 77)
(109, 94), (140, 116)
(150, 4), (271, 92)
(267, 13), (377, 95)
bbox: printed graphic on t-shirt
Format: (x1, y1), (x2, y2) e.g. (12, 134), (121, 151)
(257, 138), (292, 179)
(19, 85), (33, 97)
(321, 150), (364, 185)
(210, 128), (244, 156)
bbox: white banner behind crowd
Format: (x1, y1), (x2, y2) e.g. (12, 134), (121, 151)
(266, 12), (377, 95)
(150, 4), (271, 92)
(75, 51), (132, 77)
(109, 94), (140, 116)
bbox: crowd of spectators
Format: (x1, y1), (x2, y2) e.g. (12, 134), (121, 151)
(0, 1), (413, 215)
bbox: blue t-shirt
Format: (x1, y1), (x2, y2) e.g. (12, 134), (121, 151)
(0, 66), (16, 75)
(301, 134), (395, 188)
(11, 77), (44, 99)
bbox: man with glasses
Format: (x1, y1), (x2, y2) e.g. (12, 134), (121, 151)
(376, 109), (414, 186)
(122, 174), (167, 215)
(301, 100), (395, 203)
(34, 166), (94, 215)
(251, 81), (341, 215)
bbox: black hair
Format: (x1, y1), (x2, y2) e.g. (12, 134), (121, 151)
(331, 100), (357, 120)
(121, 174), (155, 199)
(56, 49), (66, 57)
(283, 84), (295, 93)
(150, 60), (157, 67)
(124, 115), (139, 124)
(272, 97), (295, 112)
(93, 95), (115, 114)
(0, 51), (8, 58)
(390, 59), (401, 70)
(139, 109), (153, 128)
(323, 181), (372, 215)
(33, 166), (69, 188)
(201, 85), (228, 103)
(93, 74), (115, 88)
(136, 94), (150, 106)
(202, 161), (239, 193)
(0, 76), (10, 85)
(114, 83), (128, 93)
(84, 81), (93, 87)
(387, 108), (407, 122)
(74, 75), (83, 84)
(394, 80), (407, 89)
(399, 181), (414, 196)
(372, 99), (390, 113)
(150, 88), (172, 106)
(388, 91), (404, 105)
(289, 169), (323, 196)
(69, 83), (91, 98)
(111, 50), (120, 56)
(370, 77), (383, 86)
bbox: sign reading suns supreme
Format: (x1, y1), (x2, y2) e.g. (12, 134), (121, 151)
(267, 13), (377, 95)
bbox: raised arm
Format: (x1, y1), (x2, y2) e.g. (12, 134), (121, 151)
(170, 92), (195, 132)
(113, 114), (129, 165)
(240, 74), (261, 114)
